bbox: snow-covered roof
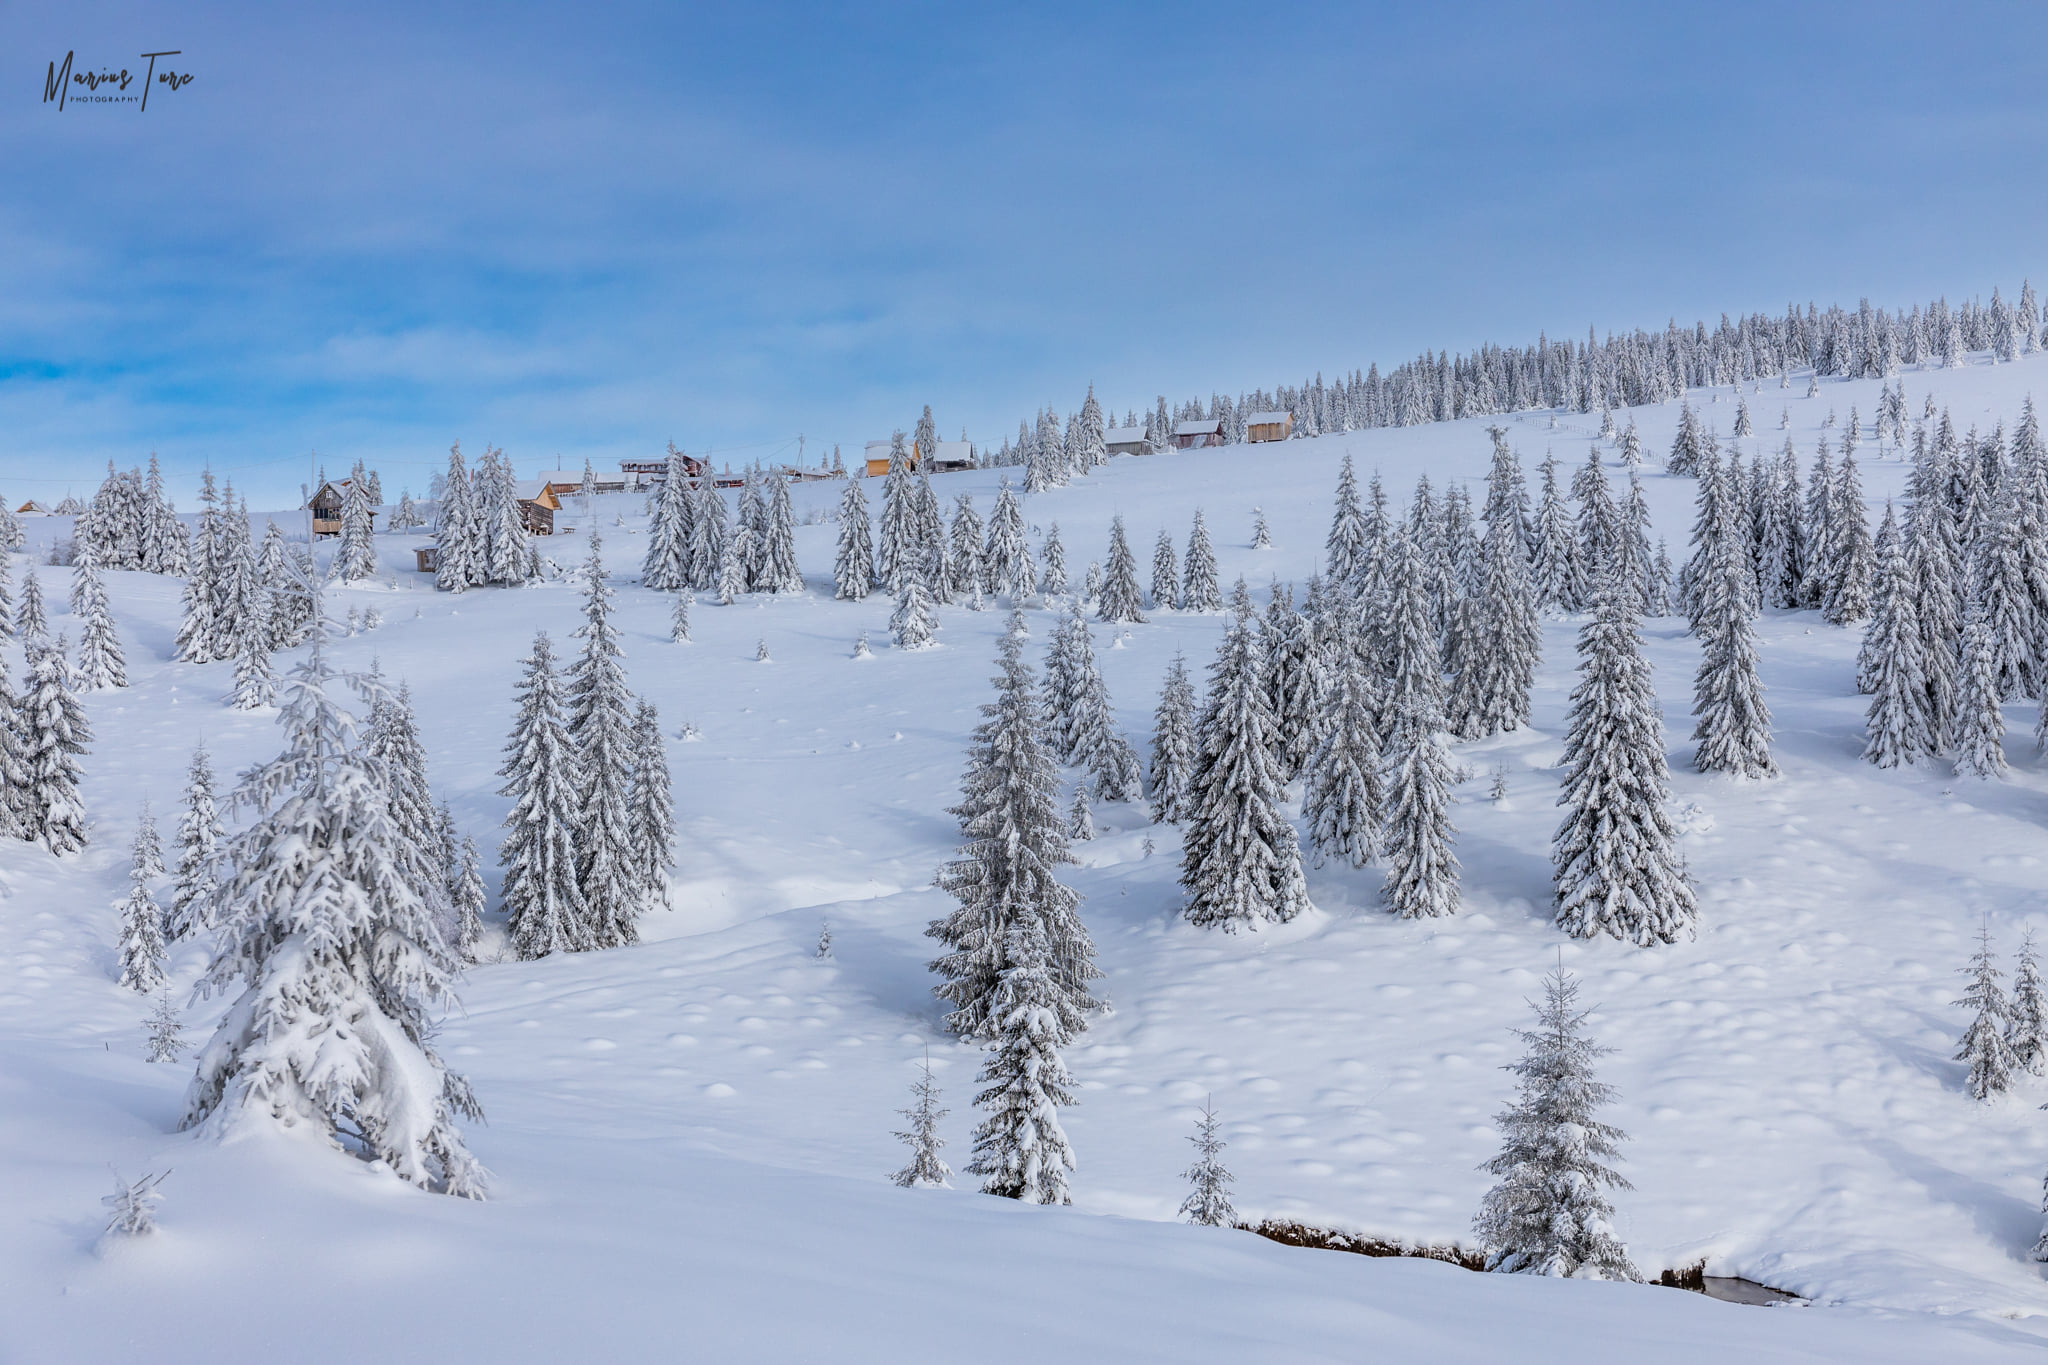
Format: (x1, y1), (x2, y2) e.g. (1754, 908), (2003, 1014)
(534, 471), (586, 486)
(1104, 426), (1147, 446)
(1244, 410), (1293, 426)
(514, 480), (558, 503)
(1174, 419), (1223, 437)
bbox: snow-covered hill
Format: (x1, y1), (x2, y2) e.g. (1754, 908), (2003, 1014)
(8, 351), (2048, 1360)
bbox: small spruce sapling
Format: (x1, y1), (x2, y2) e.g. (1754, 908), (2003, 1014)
(100, 1169), (169, 1241)
(1955, 922), (2019, 1100)
(115, 805), (168, 993)
(1178, 1098), (1236, 1228)
(143, 990), (187, 1063)
(2009, 928), (2048, 1077)
(890, 1055), (952, 1189)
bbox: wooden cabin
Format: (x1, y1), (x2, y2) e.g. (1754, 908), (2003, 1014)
(14, 500), (49, 516)
(305, 479), (380, 538)
(415, 546), (440, 573)
(1171, 419), (1224, 450)
(1244, 410), (1295, 443)
(1104, 426), (1149, 456)
(863, 438), (976, 477)
(513, 481), (561, 534)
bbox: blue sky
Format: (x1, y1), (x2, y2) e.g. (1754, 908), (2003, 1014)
(5, 1), (2048, 507)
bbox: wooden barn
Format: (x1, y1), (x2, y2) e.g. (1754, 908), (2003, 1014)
(1104, 426), (1149, 456)
(1245, 410), (1295, 443)
(306, 479), (379, 538)
(537, 469), (626, 499)
(1171, 418), (1224, 450)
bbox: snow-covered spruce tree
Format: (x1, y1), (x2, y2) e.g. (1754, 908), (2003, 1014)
(1251, 506), (1272, 550)
(1457, 502), (1542, 738)
(834, 475), (874, 600)
(891, 569), (939, 650)
(1553, 570), (1696, 945)
(1954, 922), (2019, 1100)
(143, 455), (188, 575)
(1677, 443), (1734, 632)
(1034, 522), (1067, 598)
(144, 990), (188, 1063)
(116, 805), (168, 994)
(877, 435), (918, 592)
(448, 834), (486, 965)
(927, 613), (1098, 1040)
(1758, 443), (1805, 610)
(641, 448), (694, 590)
(967, 917), (1079, 1205)
(1380, 532), (1460, 919)
(498, 630), (591, 958)
(1178, 1099), (1236, 1228)
(628, 699), (674, 919)
(0, 651), (28, 841)
(760, 474), (803, 593)
(1952, 604), (2009, 780)
(0, 550), (13, 642)
(670, 590), (691, 643)
(1972, 479), (2039, 702)
(1798, 439), (1836, 610)
(182, 635), (485, 1197)
(1180, 510), (1220, 612)
(365, 680), (441, 910)
(1473, 964), (1639, 1281)
(687, 479), (729, 592)
(71, 544), (127, 691)
(434, 444), (480, 594)
(1304, 628), (1384, 871)
(566, 540), (641, 949)
(1269, 581), (1329, 779)
(985, 479), (1030, 600)
(1148, 652), (1198, 824)
(1068, 780), (1095, 841)
(1691, 533), (1775, 778)
(229, 602), (277, 711)
(1150, 529), (1180, 612)
(1862, 521), (1936, 768)
(335, 473), (378, 582)
(716, 523), (747, 605)
(2009, 928), (2048, 1078)
(1179, 595), (1309, 931)
(1097, 516), (1146, 624)
(480, 449), (531, 587)
(1573, 446), (1620, 585)
(1617, 471), (1655, 615)
(21, 637), (90, 856)
(890, 1055), (952, 1188)
(1326, 454), (1367, 583)
(1531, 454), (1583, 611)
(167, 746), (224, 939)
(1822, 452), (1874, 625)
(735, 472), (768, 592)
(18, 565), (48, 642)
(946, 494), (985, 600)
(1667, 400), (1708, 476)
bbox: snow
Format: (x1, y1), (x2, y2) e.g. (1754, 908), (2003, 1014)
(7, 352), (2048, 1357)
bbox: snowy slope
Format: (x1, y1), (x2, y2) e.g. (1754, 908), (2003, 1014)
(7, 351), (2048, 1358)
